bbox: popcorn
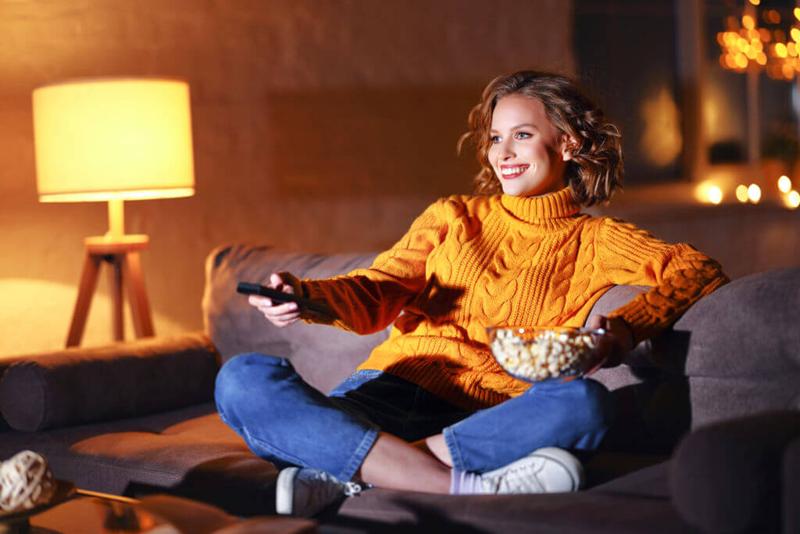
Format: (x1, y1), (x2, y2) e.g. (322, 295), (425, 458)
(489, 327), (600, 382)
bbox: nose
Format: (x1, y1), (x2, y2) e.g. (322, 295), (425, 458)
(497, 138), (515, 160)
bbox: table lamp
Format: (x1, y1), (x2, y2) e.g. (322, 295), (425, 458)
(32, 78), (195, 347)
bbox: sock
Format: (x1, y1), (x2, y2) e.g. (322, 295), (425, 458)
(449, 469), (481, 495)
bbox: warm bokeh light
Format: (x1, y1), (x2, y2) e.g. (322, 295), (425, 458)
(33, 78), (195, 203)
(778, 175), (792, 193)
(736, 53), (748, 68)
(708, 185), (723, 205)
(784, 190), (800, 209)
(719, 4), (800, 80)
(747, 183), (762, 203)
(639, 87), (682, 167)
(736, 184), (750, 203)
(695, 181), (724, 205)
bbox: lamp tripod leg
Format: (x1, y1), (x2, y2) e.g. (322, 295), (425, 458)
(109, 254), (125, 342)
(122, 251), (154, 338)
(66, 253), (102, 348)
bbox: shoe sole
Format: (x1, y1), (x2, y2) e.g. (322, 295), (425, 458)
(275, 466), (299, 515)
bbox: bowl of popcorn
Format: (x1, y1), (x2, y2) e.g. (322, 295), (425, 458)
(487, 326), (606, 382)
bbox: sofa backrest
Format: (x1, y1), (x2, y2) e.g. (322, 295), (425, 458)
(203, 244), (387, 393)
(203, 244), (652, 394)
(203, 244), (800, 446)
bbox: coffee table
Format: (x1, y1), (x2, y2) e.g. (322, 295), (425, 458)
(1, 485), (172, 534)
(0, 485), (317, 533)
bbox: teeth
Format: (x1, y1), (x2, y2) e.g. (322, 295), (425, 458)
(501, 166), (527, 176)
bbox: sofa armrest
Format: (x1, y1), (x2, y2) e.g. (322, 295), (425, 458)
(670, 410), (800, 533)
(0, 332), (219, 432)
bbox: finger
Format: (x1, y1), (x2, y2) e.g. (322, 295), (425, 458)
(249, 295), (273, 307)
(273, 315), (300, 328)
(269, 273), (294, 294)
(269, 273), (282, 288)
(259, 306), (299, 322)
(260, 309), (300, 325)
(265, 302), (298, 315)
(267, 310), (301, 323)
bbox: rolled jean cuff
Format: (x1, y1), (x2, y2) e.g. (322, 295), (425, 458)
(338, 425), (380, 481)
(442, 425), (467, 472)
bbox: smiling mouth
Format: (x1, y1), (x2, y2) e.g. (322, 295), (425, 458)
(499, 165), (529, 179)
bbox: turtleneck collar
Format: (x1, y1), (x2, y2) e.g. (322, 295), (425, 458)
(499, 187), (581, 223)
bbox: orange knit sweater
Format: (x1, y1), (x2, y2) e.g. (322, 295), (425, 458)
(298, 187), (728, 410)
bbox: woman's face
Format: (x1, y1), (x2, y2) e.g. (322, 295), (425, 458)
(487, 94), (572, 197)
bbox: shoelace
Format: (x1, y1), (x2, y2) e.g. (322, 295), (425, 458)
(343, 480), (370, 497)
(482, 461), (546, 494)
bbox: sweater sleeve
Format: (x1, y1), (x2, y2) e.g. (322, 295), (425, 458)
(596, 217), (729, 344)
(296, 199), (448, 335)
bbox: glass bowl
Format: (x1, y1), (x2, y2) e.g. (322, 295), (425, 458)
(487, 326), (606, 383)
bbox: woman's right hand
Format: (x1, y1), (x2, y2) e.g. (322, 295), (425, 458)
(248, 273), (301, 328)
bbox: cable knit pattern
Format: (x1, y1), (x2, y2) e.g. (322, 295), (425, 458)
(300, 188), (729, 410)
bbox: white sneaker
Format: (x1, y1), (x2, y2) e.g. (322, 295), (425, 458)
(477, 447), (584, 494)
(275, 467), (364, 517)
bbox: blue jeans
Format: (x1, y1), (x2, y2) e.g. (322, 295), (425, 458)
(215, 353), (613, 482)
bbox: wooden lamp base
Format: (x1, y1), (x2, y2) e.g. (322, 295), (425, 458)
(66, 234), (155, 348)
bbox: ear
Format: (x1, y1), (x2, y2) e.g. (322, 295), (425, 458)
(559, 134), (578, 162)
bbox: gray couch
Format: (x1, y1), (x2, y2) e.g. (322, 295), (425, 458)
(0, 244), (798, 533)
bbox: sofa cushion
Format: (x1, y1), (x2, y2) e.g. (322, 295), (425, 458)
(0, 402), (281, 516)
(0, 333), (219, 432)
(334, 465), (690, 534)
(670, 410), (800, 533)
(670, 268), (800, 428)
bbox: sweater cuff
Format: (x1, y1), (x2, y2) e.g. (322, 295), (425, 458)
(607, 297), (666, 346)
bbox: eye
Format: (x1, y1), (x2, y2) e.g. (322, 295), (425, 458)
(489, 135), (501, 144)
(514, 131), (532, 140)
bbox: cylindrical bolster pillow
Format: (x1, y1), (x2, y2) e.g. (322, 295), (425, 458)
(670, 411), (800, 533)
(0, 332), (219, 432)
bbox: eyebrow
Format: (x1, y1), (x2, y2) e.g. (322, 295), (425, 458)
(490, 123), (540, 133)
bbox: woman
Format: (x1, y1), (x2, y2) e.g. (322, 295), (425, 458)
(215, 70), (728, 516)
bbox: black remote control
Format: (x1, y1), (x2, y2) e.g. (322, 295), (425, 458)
(236, 281), (329, 316)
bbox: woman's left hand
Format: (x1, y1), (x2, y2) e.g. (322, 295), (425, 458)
(584, 315), (635, 373)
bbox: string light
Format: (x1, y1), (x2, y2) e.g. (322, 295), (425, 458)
(708, 185), (724, 204)
(736, 184), (750, 202)
(748, 183), (762, 203)
(785, 190), (800, 208)
(718, 1), (800, 80)
(778, 175), (793, 193)
(695, 181), (726, 204)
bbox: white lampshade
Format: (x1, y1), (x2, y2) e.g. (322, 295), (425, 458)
(32, 78), (195, 202)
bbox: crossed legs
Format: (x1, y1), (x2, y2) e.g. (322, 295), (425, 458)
(215, 353), (612, 494)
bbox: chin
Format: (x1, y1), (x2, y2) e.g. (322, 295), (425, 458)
(503, 184), (540, 197)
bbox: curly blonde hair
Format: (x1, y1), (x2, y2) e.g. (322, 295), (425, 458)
(458, 71), (623, 206)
